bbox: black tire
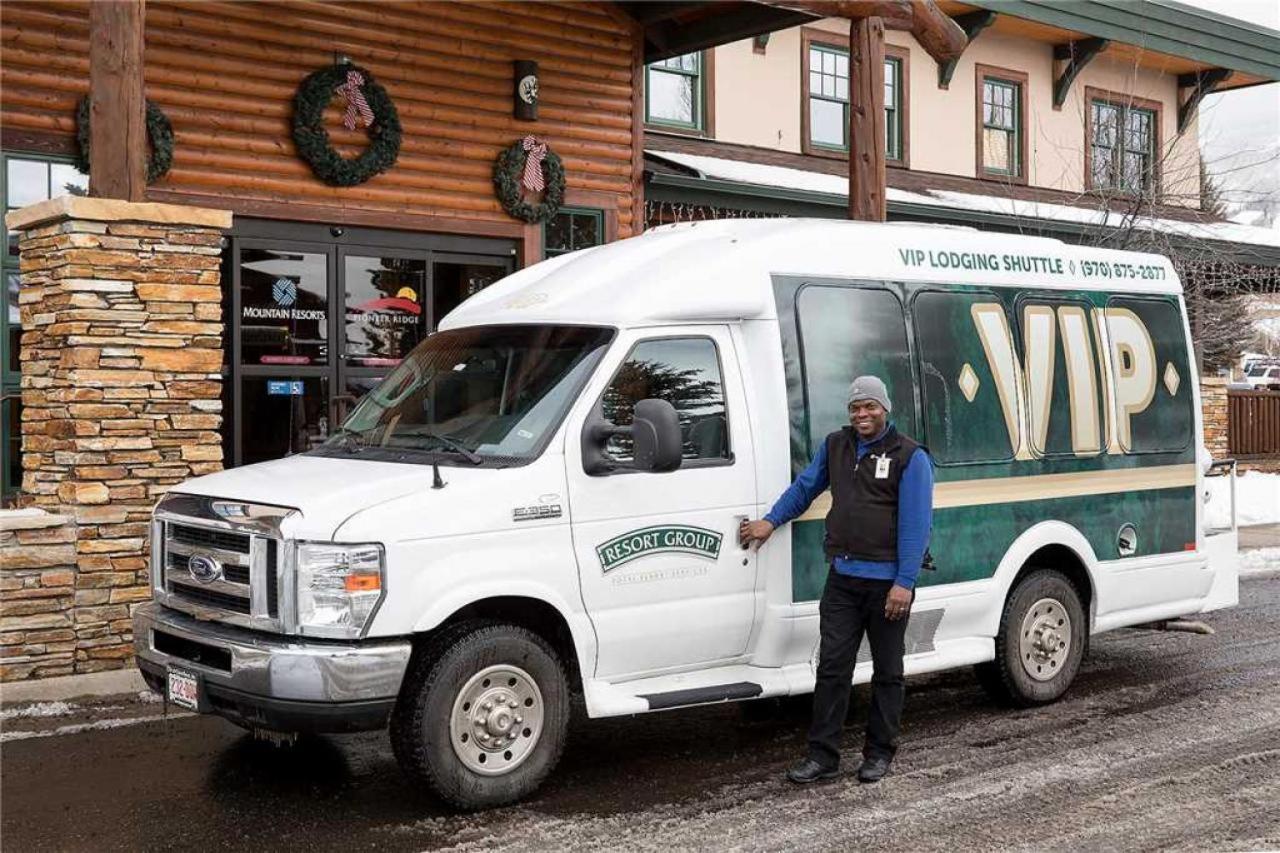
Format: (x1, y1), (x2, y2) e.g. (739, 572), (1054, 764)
(389, 621), (570, 810)
(976, 569), (1086, 707)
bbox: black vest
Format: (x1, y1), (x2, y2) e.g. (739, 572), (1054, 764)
(823, 425), (921, 562)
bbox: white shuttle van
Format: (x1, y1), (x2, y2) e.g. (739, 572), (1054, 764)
(135, 220), (1238, 808)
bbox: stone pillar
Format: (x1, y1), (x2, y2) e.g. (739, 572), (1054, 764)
(1200, 377), (1230, 461)
(3, 196), (231, 677)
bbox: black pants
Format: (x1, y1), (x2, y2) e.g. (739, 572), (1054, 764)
(808, 571), (910, 768)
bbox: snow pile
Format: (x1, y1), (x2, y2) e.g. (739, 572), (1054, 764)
(1240, 547), (1280, 578)
(1205, 470), (1280, 529)
(0, 701), (74, 721)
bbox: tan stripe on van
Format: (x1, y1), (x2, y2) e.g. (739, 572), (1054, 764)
(792, 463), (1195, 521)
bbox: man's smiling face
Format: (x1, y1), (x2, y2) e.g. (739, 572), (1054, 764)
(848, 399), (887, 439)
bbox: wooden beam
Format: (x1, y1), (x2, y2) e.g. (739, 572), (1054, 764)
(88, 0), (146, 201)
(1052, 37), (1108, 110)
(1177, 68), (1231, 135)
(937, 10), (996, 89)
(761, 0), (966, 64)
(849, 16), (887, 222)
(644, 6), (813, 63)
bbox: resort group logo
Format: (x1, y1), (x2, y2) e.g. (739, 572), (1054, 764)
(596, 525), (723, 572)
(272, 276), (298, 307)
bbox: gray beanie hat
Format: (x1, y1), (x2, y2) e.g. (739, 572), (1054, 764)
(847, 375), (892, 412)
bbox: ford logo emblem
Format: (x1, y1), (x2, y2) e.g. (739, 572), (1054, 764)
(188, 554), (222, 584)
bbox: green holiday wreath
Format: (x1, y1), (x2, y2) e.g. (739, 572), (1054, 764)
(493, 137), (565, 224)
(292, 63), (401, 187)
(74, 96), (174, 183)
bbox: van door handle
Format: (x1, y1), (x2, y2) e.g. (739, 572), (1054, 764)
(734, 515), (750, 550)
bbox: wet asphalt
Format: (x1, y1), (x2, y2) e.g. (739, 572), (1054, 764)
(4, 572), (1279, 852)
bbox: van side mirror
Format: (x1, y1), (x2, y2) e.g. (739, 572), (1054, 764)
(582, 398), (684, 475)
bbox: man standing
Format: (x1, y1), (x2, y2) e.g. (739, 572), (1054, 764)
(740, 376), (933, 784)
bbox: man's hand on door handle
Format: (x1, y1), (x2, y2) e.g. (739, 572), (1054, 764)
(739, 519), (775, 550)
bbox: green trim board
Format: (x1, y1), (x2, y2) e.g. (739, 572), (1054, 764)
(964, 0), (1280, 83)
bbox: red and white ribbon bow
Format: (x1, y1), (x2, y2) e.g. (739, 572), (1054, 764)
(521, 135), (547, 193)
(338, 70), (374, 131)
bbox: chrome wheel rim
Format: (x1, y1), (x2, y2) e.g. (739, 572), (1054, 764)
(1018, 597), (1072, 682)
(449, 664), (544, 776)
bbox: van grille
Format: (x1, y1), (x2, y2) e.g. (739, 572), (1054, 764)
(169, 523), (251, 554)
(159, 517), (282, 628)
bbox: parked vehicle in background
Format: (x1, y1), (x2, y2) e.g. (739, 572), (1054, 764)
(1243, 363), (1280, 390)
(133, 220), (1239, 809)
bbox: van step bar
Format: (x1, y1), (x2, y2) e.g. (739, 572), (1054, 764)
(639, 681), (762, 710)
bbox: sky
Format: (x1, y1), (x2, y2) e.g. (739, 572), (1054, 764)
(1186, 0), (1280, 226)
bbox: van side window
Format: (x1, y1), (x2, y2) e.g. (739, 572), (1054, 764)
(1016, 298), (1103, 457)
(913, 290), (1018, 464)
(795, 285), (915, 453)
(601, 337), (730, 463)
(1104, 297), (1192, 453)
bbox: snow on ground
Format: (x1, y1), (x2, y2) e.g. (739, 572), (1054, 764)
(0, 701), (74, 721)
(1205, 470), (1280, 528)
(1240, 547), (1280, 578)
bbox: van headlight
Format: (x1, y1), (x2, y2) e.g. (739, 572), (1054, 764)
(295, 542), (385, 638)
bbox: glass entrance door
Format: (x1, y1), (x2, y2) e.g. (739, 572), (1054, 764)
(230, 233), (514, 468)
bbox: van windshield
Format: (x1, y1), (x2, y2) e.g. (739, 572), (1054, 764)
(312, 324), (614, 466)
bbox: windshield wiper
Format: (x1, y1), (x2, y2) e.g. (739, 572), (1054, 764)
(329, 426), (377, 453)
(417, 430), (483, 465)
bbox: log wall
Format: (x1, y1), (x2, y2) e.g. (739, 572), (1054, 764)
(0, 1), (641, 238)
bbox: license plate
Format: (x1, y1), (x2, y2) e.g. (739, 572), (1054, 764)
(167, 668), (200, 711)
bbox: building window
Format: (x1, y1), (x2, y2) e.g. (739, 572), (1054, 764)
(544, 208), (604, 258)
(977, 68), (1026, 180)
(1089, 94), (1158, 194)
(803, 34), (907, 165)
(646, 53), (704, 131)
(1, 153), (88, 502)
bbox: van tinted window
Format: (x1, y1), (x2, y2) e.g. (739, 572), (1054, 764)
(601, 337), (730, 463)
(1017, 298), (1103, 457)
(795, 286), (915, 451)
(1104, 297), (1191, 453)
(913, 290), (1017, 464)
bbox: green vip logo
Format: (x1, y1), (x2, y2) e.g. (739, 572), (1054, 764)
(596, 525), (724, 572)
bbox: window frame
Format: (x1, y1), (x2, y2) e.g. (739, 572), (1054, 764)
(910, 287), (1019, 468)
(2, 151), (89, 503)
(543, 206), (605, 258)
(589, 334), (735, 473)
(644, 51), (713, 136)
(1084, 86), (1162, 198)
(974, 65), (1028, 184)
(1102, 294), (1191, 456)
(800, 28), (909, 167)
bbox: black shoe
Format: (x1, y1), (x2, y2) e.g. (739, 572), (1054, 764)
(857, 756), (892, 783)
(786, 758), (839, 784)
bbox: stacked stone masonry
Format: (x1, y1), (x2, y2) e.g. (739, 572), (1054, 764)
(1, 197), (231, 681)
(1200, 378), (1229, 461)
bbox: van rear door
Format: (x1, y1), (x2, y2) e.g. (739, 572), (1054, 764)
(565, 326), (759, 680)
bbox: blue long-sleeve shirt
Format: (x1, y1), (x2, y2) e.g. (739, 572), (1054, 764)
(764, 425), (934, 589)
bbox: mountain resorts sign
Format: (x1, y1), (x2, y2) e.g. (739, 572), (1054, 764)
(596, 525), (724, 572)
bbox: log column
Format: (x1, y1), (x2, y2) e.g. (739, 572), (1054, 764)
(849, 16), (887, 222)
(89, 0), (147, 201)
(3, 196), (231, 675)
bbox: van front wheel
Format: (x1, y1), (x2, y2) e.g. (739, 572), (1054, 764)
(977, 569), (1086, 707)
(389, 622), (569, 809)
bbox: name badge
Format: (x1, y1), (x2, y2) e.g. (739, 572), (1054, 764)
(875, 455), (891, 479)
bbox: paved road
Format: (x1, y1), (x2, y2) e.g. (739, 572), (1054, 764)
(5, 573), (1279, 852)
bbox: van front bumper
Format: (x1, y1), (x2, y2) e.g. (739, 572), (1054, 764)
(134, 602), (413, 733)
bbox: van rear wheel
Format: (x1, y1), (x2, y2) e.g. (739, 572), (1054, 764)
(977, 569), (1085, 707)
(389, 621), (569, 810)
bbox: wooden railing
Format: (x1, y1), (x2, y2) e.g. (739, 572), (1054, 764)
(1228, 389), (1280, 456)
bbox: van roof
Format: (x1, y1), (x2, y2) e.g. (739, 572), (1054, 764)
(441, 218), (1183, 329)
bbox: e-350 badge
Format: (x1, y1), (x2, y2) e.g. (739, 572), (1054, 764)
(596, 525), (723, 572)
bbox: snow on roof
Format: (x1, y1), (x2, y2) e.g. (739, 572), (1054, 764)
(650, 148), (1280, 251)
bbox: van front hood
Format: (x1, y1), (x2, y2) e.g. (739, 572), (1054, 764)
(170, 454), (561, 541)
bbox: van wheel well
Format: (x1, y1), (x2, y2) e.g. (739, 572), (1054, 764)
(1014, 544), (1093, 623)
(414, 597), (583, 695)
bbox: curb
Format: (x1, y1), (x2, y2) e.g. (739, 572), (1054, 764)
(0, 668), (147, 706)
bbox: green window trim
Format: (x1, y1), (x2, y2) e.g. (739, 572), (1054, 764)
(1090, 98), (1156, 194)
(645, 52), (704, 131)
(1, 151), (89, 501)
(543, 207), (605, 258)
(981, 77), (1021, 178)
(805, 45), (904, 162)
